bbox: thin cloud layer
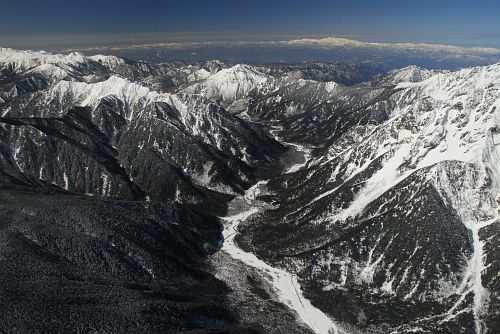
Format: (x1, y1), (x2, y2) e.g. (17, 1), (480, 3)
(60, 36), (500, 56)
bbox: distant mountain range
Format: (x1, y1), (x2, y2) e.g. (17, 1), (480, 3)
(55, 36), (500, 68)
(0, 47), (498, 334)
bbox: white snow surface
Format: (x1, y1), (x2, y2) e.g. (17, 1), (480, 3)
(182, 64), (271, 104)
(320, 63), (500, 225)
(0, 47), (88, 72)
(0, 48), (119, 82)
(88, 54), (126, 67)
(38, 75), (199, 127)
(377, 65), (443, 85)
(51, 75), (165, 111)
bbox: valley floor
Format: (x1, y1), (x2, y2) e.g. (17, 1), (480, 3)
(212, 141), (350, 334)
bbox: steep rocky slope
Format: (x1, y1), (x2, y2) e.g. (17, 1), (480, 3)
(0, 48), (285, 215)
(238, 63), (500, 333)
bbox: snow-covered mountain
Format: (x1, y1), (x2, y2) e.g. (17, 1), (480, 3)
(0, 48), (284, 212)
(181, 64), (271, 106)
(0, 48), (89, 72)
(370, 65), (444, 86)
(1, 47), (499, 334)
(239, 62), (500, 333)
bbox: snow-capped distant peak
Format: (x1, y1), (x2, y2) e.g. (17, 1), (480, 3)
(0, 48), (88, 72)
(89, 54), (126, 68)
(181, 64), (271, 104)
(287, 36), (365, 47)
(385, 65), (443, 85)
(51, 75), (161, 110)
(286, 36), (500, 55)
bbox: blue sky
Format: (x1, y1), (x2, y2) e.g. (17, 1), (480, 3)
(1, 0), (499, 48)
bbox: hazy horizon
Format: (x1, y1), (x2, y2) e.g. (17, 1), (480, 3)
(2, 0), (500, 50)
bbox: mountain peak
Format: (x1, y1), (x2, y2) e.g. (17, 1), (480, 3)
(181, 64), (271, 104)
